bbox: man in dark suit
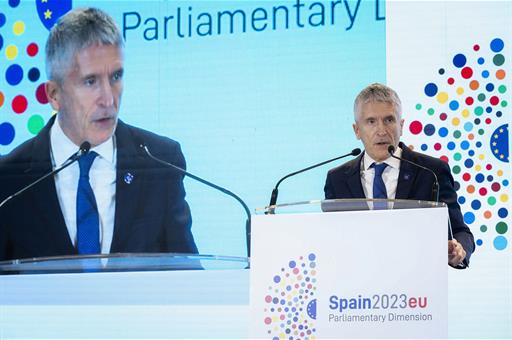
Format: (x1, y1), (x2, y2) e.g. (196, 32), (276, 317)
(0, 8), (197, 261)
(324, 83), (474, 268)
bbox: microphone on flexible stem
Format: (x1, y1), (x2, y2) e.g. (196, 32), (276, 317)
(0, 141), (91, 209)
(140, 144), (252, 258)
(387, 145), (439, 203)
(268, 148), (362, 214)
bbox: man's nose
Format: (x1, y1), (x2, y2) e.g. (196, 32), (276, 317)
(98, 80), (114, 107)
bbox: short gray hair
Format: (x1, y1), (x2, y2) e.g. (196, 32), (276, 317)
(45, 7), (124, 84)
(353, 83), (402, 120)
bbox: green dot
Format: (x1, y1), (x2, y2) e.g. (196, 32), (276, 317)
(501, 100), (508, 107)
(474, 106), (484, 116)
(454, 153), (462, 161)
(477, 93), (486, 101)
(488, 196), (496, 205)
(480, 225), (487, 233)
(496, 222), (508, 234)
(27, 115), (45, 135)
(427, 108), (435, 115)
(452, 165), (461, 174)
(478, 129), (484, 135)
(493, 54), (505, 66)
(453, 130), (461, 139)
(416, 103), (422, 110)
(498, 85), (507, 94)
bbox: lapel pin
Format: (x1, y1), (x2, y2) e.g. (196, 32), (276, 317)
(124, 172), (134, 184)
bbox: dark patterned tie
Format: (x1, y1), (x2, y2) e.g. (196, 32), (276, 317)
(76, 151), (100, 254)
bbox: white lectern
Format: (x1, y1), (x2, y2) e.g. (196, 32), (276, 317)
(250, 199), (448, 339)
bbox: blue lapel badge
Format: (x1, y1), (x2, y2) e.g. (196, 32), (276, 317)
(124, 172), (134, 184)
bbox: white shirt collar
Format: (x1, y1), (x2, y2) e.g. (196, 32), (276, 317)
(50, 115), (115, 167)
(362, 145), (402, 171)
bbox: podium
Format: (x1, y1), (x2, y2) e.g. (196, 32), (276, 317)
(250, 199), (448, 339)
(0, 253), (250, 338)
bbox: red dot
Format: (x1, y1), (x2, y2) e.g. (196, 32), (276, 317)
(462, 173), (471, 181)
(440, 113), (447, 121)
(434, 143), (441, 151)
(490, 96), (499, 105)
(486, 164), (492, 170)
(491, 182), (501, 192)
(440, 156), (449, 163)
(36, 83), (48, 104)
(479, 188), (487, 196)
(473, 44), (480, 51)
(264, 317), (271, 325)
(461, 67), (473, 79)
(265, 295), (272, 303)
(26, 43), (39, 57)
(485, 118), (492, 124)
(409, 120), (423, 134)
(447, 77), (455, 85)
(465, 97), (474, 105)
(12, 95), (28, 114)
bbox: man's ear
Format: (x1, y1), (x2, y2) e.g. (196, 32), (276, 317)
(45, 81), (60, 111)
(353, 122), (361, 140)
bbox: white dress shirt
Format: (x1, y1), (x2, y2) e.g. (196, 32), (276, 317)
(360, 147), (402, 199)
(50, 118), (117, 254)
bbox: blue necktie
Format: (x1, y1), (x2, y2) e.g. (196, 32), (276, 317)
(372, 162), (388, 209)
(77, 151), (100, 254)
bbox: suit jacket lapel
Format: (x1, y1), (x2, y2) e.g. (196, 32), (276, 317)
(29, 115), (76, 254)
(395, 143), (418, 199)
(110, 121), (145, 252)
(346, 154), (366, 198)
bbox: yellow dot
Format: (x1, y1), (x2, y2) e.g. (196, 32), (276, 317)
(478, 154), (485, 160)
(475, 165), (481, 171)
(500, 194), (508, 202)
(452, 117), (460, 126)
(436, 92), (449, 104)
(456, 87), (464, 95)
(462, 109), (470, 118)
(13, 21), (25, 36)
(5, 44), (18, 60)
(497, 170), (503, 176)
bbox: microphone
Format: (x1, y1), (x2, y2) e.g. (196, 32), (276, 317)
(0, 141), (91, 209)
(387, 144), (439, 202)
(140, 144), (252, 257)
(268, 148), (361, 212)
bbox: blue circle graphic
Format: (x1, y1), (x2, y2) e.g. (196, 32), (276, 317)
(460, 141), (470, 150)
(471, 200), (481, 210)
(489, 124), (509, 163)
(0, 123), (16, 145)
(8, 0), (20, 8)
(0, 34), (3, 51)
(28, 68), (40, 82)
(439, 127), (448, 137)
(487, 175), (493, 182)
(308, 253), (316, 261)
(490, 38), (504, 53)
(475, 174), (484, 183)
(453, 54), (467, 68)
(421, 144), (428, 151)
(464, 212), (475, 224)
(449, 100), (460, 110)
(477, 57), (485, 65)
(493, 236), (507, 251)
(463, 122), (473, 132)
(476, 239), (483, 246)
(289, 261), (296, 268)
(503, 180), (509, 186)
(458, 196), (466, 204)
(498, 208), (508, 218)
(424, 83), (438, 97)
(482, 70), (489, 78)
(6, 64), (23, 86)
(0, 13), (7, 27)
(486, 83), (495, 92)
(464, 159), (474, 168)
(447, 142), (455, 150)
(424, 124), (435, 136)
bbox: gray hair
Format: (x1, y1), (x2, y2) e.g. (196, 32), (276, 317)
(45, 7), (124, 84)
(353, 83), (402, 121)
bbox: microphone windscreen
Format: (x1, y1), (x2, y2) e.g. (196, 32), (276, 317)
(351, 148), (362, 156)
(387, 145), (395, 155)
(79, 141), (91, 154)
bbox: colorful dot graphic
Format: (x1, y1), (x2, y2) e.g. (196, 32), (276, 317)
(0, 2), (73, 155)
(411, 37), (509, 251)
(264, 254), (317, 340)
